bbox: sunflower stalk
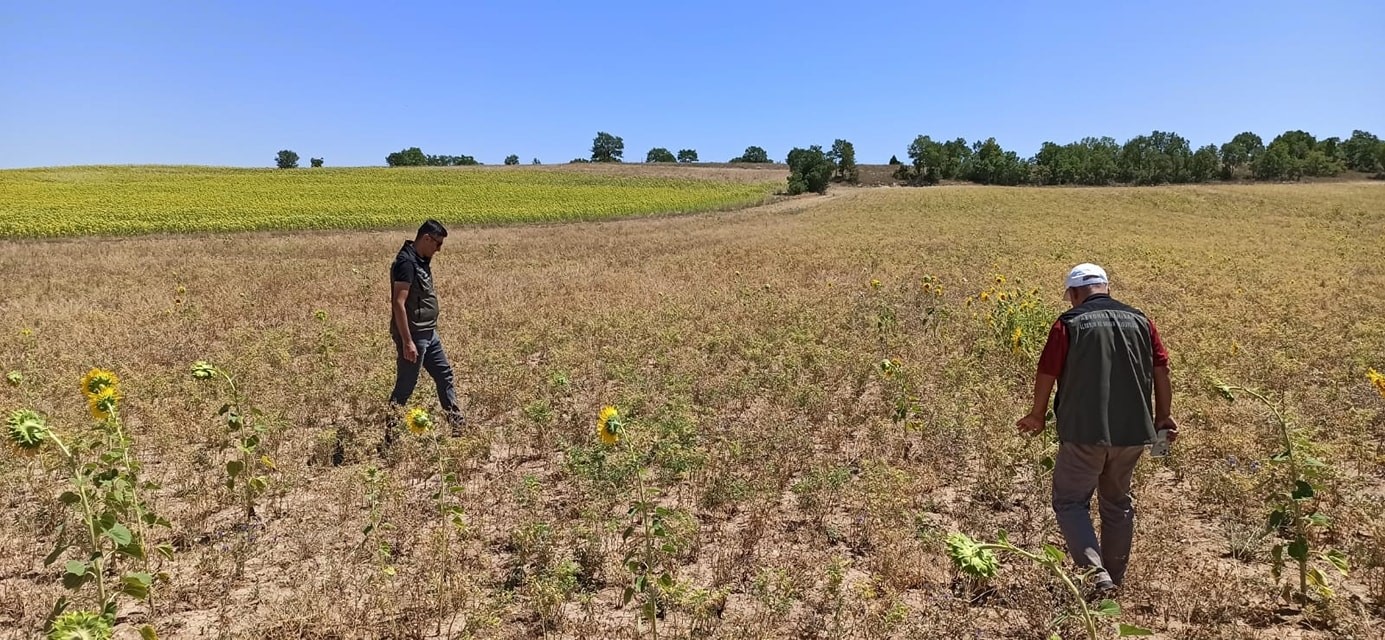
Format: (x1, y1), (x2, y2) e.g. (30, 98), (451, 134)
(191, 361), (275, 523)
(7, 368), (167, 637)
(945, 531), (1153, 639)
(602, 406), (675, 640)
(1214, 381), (1348, 604)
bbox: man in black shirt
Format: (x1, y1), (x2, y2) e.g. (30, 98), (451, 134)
(387, 220), (464, 443)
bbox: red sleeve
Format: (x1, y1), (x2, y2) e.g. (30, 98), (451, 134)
(1149, 319), (1170, 368)
(1036, 321), (1067, 378)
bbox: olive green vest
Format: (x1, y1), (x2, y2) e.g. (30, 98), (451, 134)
(1053, 295), (1156, 447)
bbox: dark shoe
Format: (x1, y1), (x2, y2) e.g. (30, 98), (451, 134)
(379, 421), (399, 457)
(446, 410), (466, 438)
(1087, 579), (1118, 602)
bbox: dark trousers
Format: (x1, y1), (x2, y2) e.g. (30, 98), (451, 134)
(1051, 442), (1143, 586)
(388, 330), (462, 433)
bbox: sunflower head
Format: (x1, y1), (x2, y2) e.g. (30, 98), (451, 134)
(404, 408), (433, 435)
(48, 609), (113, 640)
(80, 368), (120, 399)
(596, 406), (622, 444)
(945, 532), (999, 580)
(6, 409), (50, 455)
(190, 361), (219, 381)
(88, 386), (121, 422)
(869, 279), (882, 290)
(5, 371), (22, 387)
(879, 358), (901, 379)
(1368, 368), (1385, 399)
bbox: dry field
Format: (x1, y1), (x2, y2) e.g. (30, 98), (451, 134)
(1, 182), (1384, 639)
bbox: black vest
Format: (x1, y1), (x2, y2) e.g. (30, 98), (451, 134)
(390, 242), (440, 337)
(1054, 295), (1156, 446)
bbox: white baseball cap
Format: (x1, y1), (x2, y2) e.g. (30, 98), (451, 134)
(1065, 263), (1109, 289)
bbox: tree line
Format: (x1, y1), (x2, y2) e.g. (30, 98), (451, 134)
(274, 129), (1385, 188)
(887, 129), (1385, 186)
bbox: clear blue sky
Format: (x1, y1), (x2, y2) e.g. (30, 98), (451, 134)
(3, 1), (1382, 168)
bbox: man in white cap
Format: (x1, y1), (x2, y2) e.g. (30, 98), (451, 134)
(1016, 263), (1175, 596)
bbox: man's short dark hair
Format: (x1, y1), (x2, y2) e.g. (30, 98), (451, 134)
(417, 219), (448, 239)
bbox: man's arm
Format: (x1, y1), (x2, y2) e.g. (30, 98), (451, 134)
(392, 282), (418, 363)
(1149, 320), (1176, 440)
(1154, 366), (1176, 440)
(1017, 321), (1067, 434)
(1018, 374), (1057, 434)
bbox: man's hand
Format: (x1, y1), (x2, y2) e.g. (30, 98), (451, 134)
(1156, 416), (1178, 443)
(402, 340), (419, 363)
(1016, 412), (1046, 435)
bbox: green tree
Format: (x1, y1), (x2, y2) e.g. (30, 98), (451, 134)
(504, 154), (520, 165)
(1253, 144), (1297, 181)
(786, 145), (833, 194)
(645, 147), (676, 163)
(731, 146), (771, 163)
(386, 147), (427, 167)
(1341, 130), (1382, 172)
(940, 138), (972, 179)
(1059, 136), (1120, 185)
(1118, 131), (1192, 185)
(964, 137), (1029, 186)
(906, 135), (946, 184)
(1218, 132), (1264, 179)
(1256, 130), (1341, 180)
(532, 158), (542, 165)
(888, 154), (901, 165)
(425, 154), (479, 166)
(1032, 141), (1069, 185)
(676, 149), (698, 163)
(1189, 144), (1221, 182)
(275, 150), (299, 169)
(828, 139), (858, 182)
(591, 132), (625, 163)
(1319, 136), (1343, 162)
(309, 157), (324, 168)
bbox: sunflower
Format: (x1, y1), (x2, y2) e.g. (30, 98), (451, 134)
(1368, 368), (1385, 399)
(869, 279), (882, 290)
(1011, 326), (1024, 352)
(88, 386), (121, 421)
(190, 361), (219, 380)
(597, 406), (622, 444)
(5, 371), (21, 387)
(404, 408), (433, 435)
(945, 533), (998, 580)
(48, 609), (113, 640)
(80, 368), (120, 399)
(6, 409), (50, 455)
